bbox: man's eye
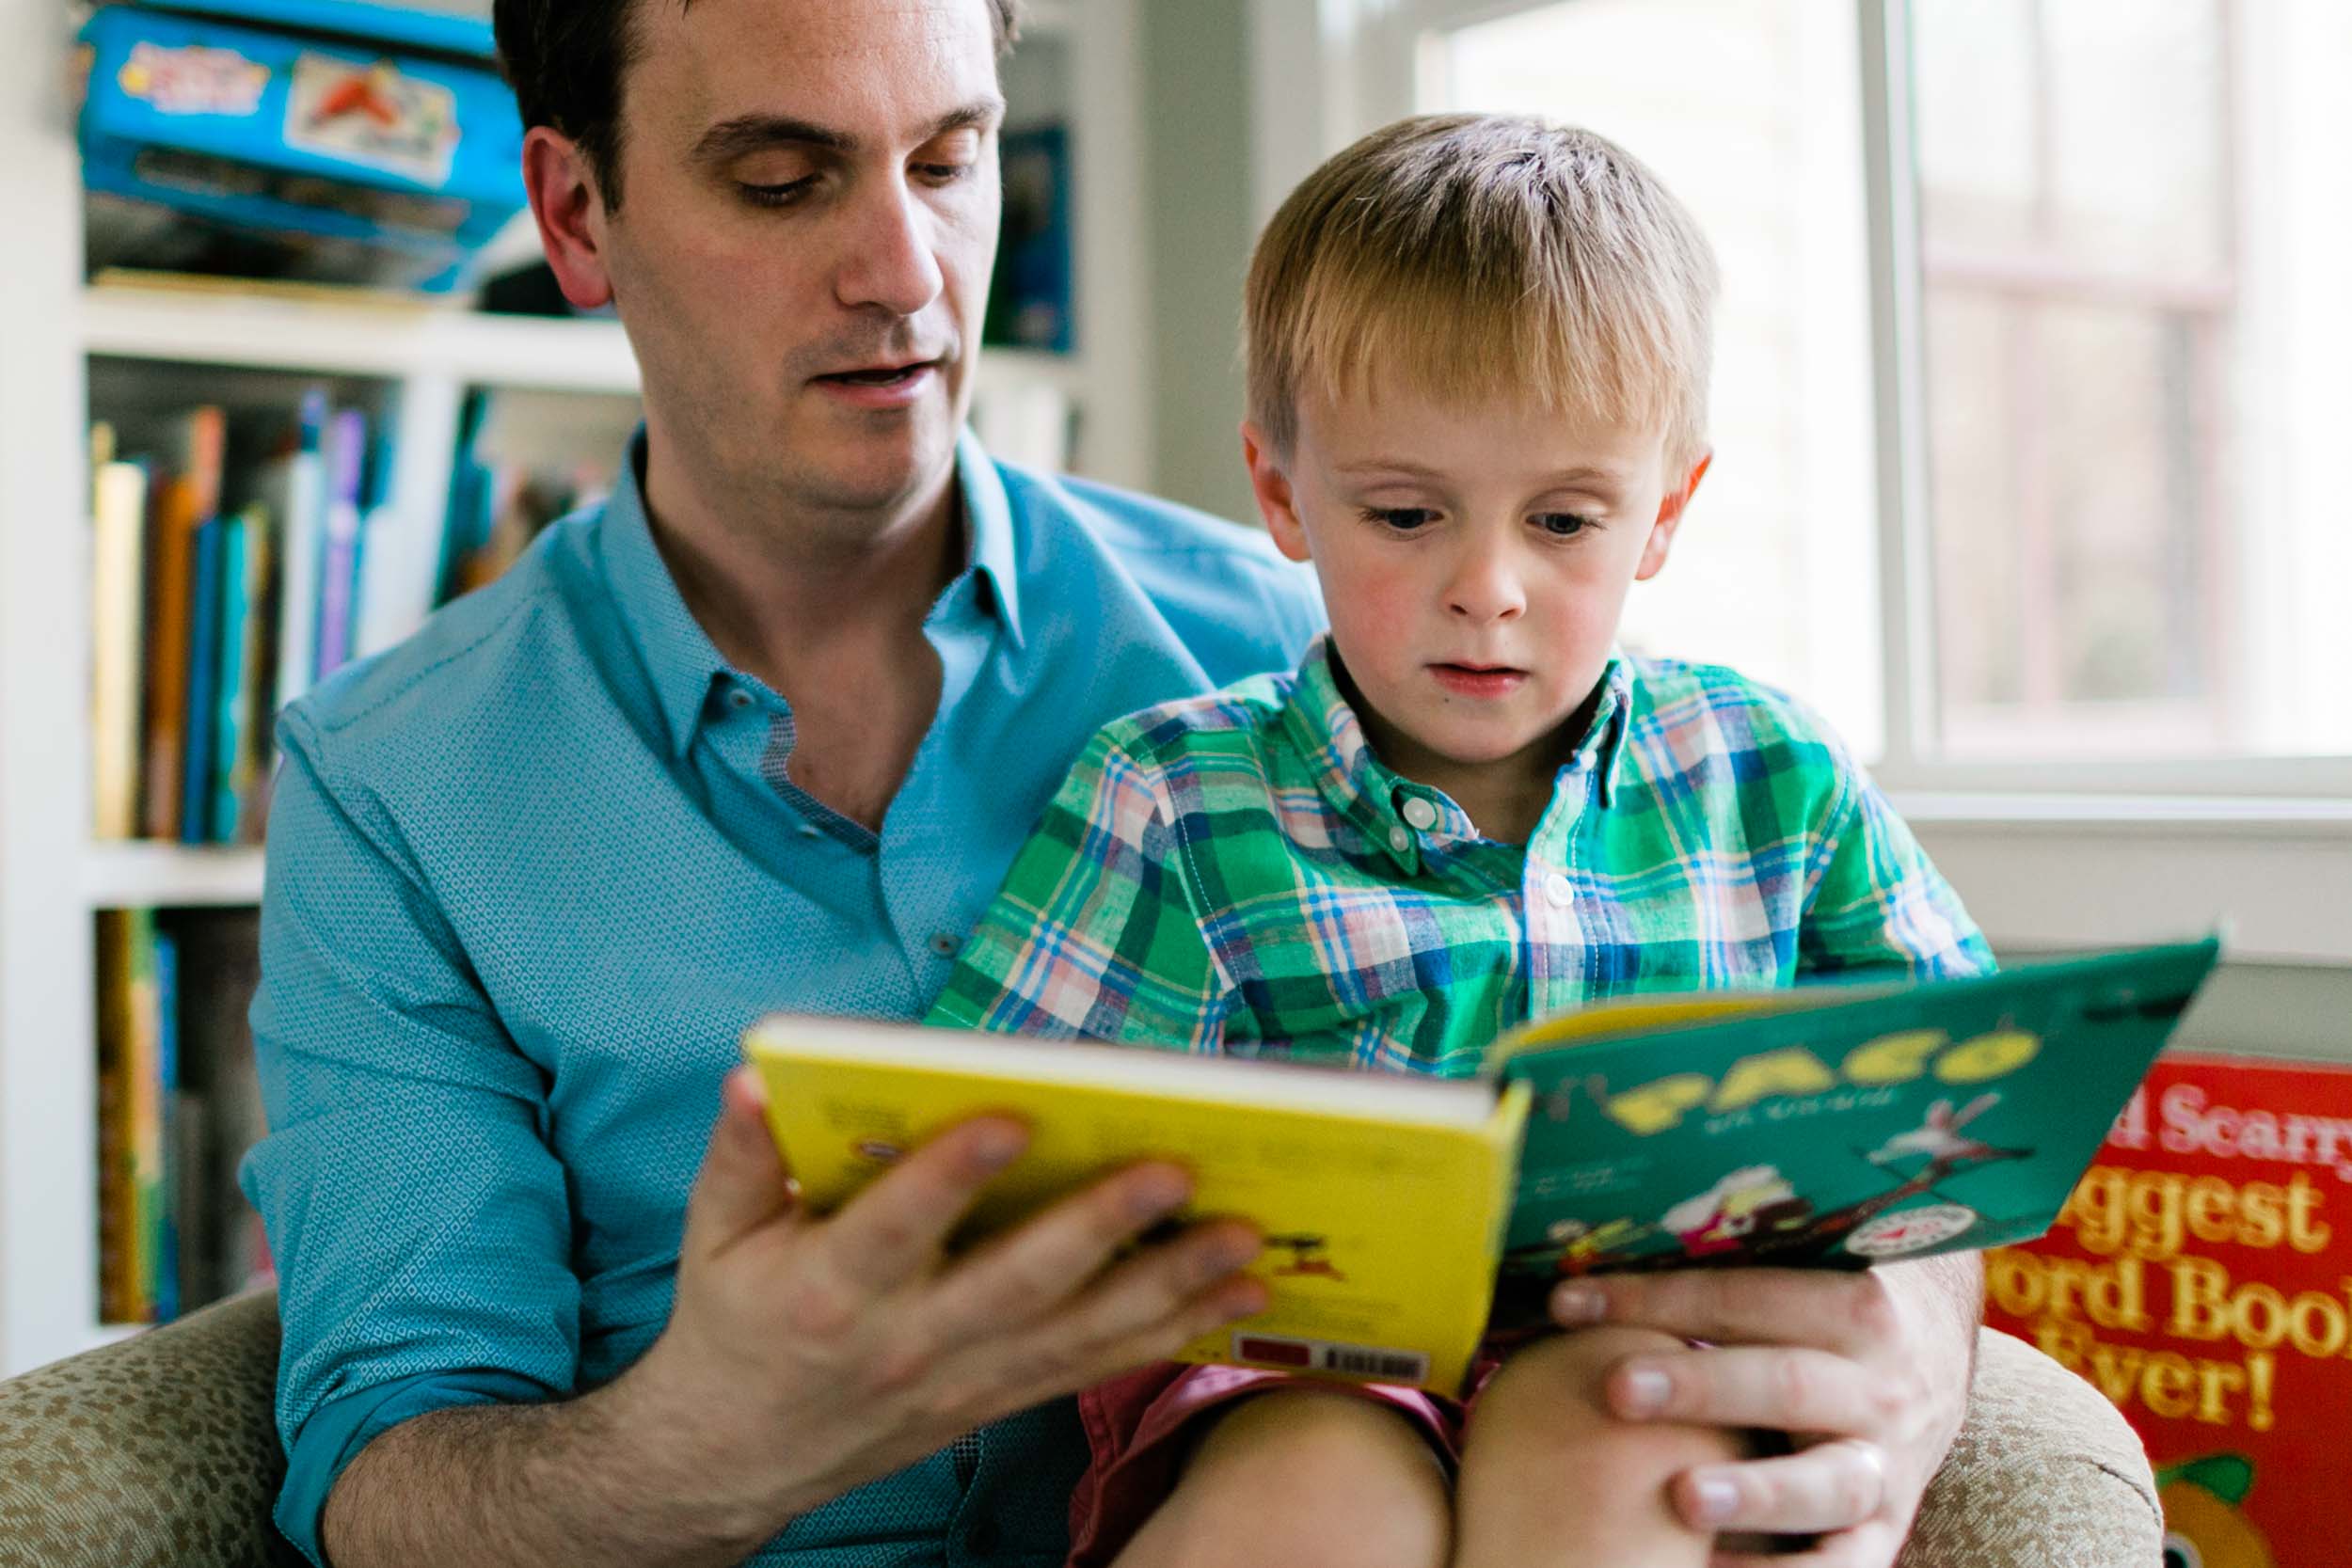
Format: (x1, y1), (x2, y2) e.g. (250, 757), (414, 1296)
(739, 177), (818, 209)
(1534, 512), (1597, 537)
(1359, 507), (1438, 532)
(914, 162), (976, 185)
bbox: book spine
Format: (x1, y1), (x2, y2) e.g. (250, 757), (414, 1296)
(230, 502), (276, 843)
(126, 910), (164, 1323)
(140, 404), (225, 842)
(210, 514), (252, 843)
(312, 409), (369, 682)
(93, 911), (133, 1323)
(274, 391), (329, 713)
(91, 457), (151, 840)
(180, 519), (225, 845)
(153, 927), (182, 1324)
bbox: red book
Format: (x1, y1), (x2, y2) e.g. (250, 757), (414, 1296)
(1982, 1053), (2352, 1568)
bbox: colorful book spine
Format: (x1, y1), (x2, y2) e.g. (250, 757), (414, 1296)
(90, 435), (151, 841)
(274, 391), (329, 713)
(209, 511), (254, 844)
(126, 910), (165, 1323)
(140, 406), (226, 841)
(180, 517), (226, 845)
(312, 408), (369, 682)
(94, 911), (135, 1323)
(152, 926), (182, 1324)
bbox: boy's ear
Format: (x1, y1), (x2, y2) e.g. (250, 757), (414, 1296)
(1241, 421), (1311, 563)
(1635, 451), (1711, 582)
(523, 126), (617, 311)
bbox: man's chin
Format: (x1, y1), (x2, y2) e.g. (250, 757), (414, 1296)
(792, 418), (958, 513)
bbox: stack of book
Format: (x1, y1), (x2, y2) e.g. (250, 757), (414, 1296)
(88, 389), (618, 843)
(94, 908), (273, 1324)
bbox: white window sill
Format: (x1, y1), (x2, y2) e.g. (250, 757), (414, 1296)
(1889, 793), (2352, 967)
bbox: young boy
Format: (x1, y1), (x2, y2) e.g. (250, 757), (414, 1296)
(927, 114), (1992, 1568)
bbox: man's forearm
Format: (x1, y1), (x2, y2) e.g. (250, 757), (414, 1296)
(321, 1357), (805, 1568)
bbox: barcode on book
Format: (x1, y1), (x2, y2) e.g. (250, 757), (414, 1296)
(1232, 1333), (1429, 1385)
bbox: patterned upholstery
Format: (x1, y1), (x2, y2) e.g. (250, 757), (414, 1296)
(0, 1299), (2155, 1568)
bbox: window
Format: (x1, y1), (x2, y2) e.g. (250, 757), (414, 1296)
(1258, 0), (2352, 786)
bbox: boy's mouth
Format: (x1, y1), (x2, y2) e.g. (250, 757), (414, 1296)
(1428, 661), (1528, 698)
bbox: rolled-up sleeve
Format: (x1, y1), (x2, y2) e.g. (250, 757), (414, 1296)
(241, 709), (580, 1564)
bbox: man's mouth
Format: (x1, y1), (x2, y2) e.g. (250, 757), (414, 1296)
(816, 358), (938, 388)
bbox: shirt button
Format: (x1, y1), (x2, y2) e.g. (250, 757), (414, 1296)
(727, 688), (754, 711)
(930, 931), (961, 958)
(1544, 872), (1574, 908)
(1401, 797), (1438, 832)
(797, 823), (822, 840)
(1388, 826), (1412, 854)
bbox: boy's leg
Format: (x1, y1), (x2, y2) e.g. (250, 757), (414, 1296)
(1111, 1387), (1453, 1568)
(1454, 1327), (1746, 1568)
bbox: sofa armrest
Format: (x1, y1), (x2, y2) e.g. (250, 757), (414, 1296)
(0, 1300), (2157, 1568)
(1899, 1326), (2162, 1568)
(0, 1291), (299, 1568)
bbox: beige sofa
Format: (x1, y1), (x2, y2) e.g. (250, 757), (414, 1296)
(0, 1292), (2158, 1568)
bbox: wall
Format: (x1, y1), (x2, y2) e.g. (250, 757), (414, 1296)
(1141, 0), (1263, 526)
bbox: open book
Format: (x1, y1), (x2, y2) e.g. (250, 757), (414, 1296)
(745, 938), (2220, 1395)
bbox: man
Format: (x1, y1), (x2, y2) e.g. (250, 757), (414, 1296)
(243, 2), (1982, 1565)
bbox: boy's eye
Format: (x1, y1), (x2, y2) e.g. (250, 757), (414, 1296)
(1359, 506), (1438, 532)
(1534, 512), (1597, 537)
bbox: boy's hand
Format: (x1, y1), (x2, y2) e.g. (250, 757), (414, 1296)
(626, 1067), (1268, 1541)
(1549, 1256), (1980, 1568)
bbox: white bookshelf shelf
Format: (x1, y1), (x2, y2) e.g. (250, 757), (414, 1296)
(80, 844), (267, 910)
(3, 0), (1148, 1380)
(81, 278), (643, 396)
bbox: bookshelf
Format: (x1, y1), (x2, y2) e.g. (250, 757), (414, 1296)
(0, 0), (1148, 1377)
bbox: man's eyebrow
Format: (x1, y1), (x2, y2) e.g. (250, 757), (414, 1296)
(691, 96), (1007, 165)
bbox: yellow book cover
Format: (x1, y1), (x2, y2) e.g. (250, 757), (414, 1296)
(746, 1016), (1531, 1395)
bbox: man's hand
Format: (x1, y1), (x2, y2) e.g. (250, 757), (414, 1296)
(624, 1066), (1269, 1542)
(1550, 1255), (1981, 1568)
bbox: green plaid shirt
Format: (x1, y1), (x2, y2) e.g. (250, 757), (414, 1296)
(928, 638), (1991, 1071)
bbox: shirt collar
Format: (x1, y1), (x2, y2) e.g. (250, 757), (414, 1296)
(1279, 636), (1636, 875)
(600, 426), (1026, 761)
(955, 428), (1028, 652)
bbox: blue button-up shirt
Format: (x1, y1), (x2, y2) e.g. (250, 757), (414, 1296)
(242, 430), (1324, 1566)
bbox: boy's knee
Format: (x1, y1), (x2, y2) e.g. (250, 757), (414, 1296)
(1147, 1390), (1451, 1568)
(1479, 1324), (1690, 1425)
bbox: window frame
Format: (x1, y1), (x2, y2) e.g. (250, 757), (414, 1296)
(1245, 0), (2352, 964)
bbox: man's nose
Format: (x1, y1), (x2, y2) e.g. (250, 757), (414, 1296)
(835, 176), (946, 318)
(1445, 539), (1528, 624)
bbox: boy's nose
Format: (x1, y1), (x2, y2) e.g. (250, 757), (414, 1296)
(1444, 548), (1528, 624)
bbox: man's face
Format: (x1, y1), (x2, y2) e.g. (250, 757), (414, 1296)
(598, 0), (1003, 517)
(1250, 386), (1703, 794)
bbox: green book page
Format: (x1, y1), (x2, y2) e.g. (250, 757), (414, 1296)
(1486, 940), (2222, 1330)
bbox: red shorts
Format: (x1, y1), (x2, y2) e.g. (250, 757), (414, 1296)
(1064, 1360), (1489, 1568)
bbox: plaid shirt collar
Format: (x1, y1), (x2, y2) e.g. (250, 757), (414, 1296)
(1279, 635), (1635, 876)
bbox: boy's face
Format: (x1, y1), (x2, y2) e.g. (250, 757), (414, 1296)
(1245, 387), (1707, 797)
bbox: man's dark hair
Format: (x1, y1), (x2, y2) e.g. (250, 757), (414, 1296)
(493, 0), (1023, 212)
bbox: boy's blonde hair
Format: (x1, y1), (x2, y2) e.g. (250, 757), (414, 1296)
(1245, 114), (1719, 470)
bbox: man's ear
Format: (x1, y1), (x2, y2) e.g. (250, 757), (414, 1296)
(1241, 421), (1311, 563)
(522, 126), (617, 311)
(1635, 451), (1711, 582)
